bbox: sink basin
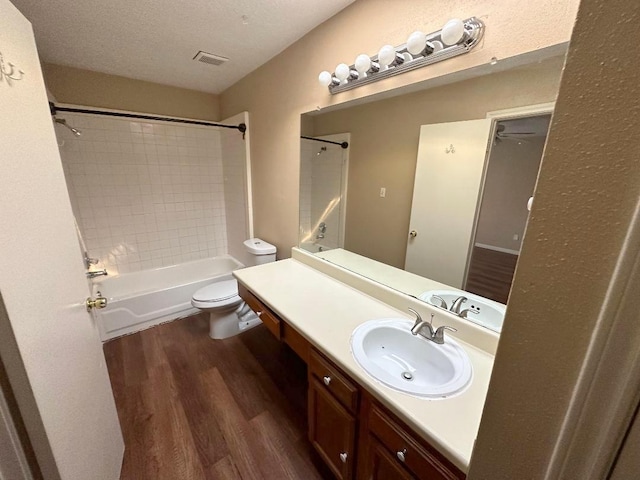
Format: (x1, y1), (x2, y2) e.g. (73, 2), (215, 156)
(351, 318), (472, 398)
(419, 290), (506, 332)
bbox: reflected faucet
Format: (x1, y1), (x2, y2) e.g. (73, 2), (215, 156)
(430, 295), (448, 310)
(316, 222), (326, 240)
(459, 307), (480, 319)
(408, 308), (456, 345)
(450, 296), (467, 314)
(83, 252), (99, 269)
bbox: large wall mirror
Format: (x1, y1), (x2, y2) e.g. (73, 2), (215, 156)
(298, 52), (566, 333)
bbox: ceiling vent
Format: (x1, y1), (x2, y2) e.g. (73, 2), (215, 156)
(193, 51), (229, 66)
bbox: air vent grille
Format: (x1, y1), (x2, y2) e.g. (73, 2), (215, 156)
(193, 51), (229, 66)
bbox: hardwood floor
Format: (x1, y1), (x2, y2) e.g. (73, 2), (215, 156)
(104, 314), (332, 480)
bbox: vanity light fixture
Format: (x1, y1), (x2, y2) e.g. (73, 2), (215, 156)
(318, 17), (484, 94)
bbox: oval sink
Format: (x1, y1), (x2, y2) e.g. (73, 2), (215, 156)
(419, 290), (506, 332)
(351, 318), (472, 399)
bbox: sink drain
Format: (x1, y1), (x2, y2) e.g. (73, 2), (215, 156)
(401, 371), (414, 381)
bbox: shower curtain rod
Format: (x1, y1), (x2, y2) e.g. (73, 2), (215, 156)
(49, 102), (247, 135)
(301, 135), (349, 149)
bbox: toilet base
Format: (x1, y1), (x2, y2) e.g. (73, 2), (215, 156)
(208, 303), (261, 339)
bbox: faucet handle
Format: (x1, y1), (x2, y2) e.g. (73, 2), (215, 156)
(433, 325), (457, 344)
(459, 307), (480, 319)
(407, 307), (423, 328)
(430, 295), (448, 310)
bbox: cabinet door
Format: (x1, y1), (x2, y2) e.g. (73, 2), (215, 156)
(309, 378), (357, 479)
(366, 435), (414, 480)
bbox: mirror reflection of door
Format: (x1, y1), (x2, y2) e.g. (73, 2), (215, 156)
(464, 114), (552, 303)
(404, 119), (493, 288)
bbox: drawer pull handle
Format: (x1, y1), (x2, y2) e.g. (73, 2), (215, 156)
(396, 449), (407, 462)
(339, 452), (348, 463)
(323, 376), (331, 386)
(256, 311), (263, 317)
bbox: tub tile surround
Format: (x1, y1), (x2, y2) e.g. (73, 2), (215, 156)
(233, 252), (498, 471)
(299, 139), (345, 250)
(58, 111), (249, 274)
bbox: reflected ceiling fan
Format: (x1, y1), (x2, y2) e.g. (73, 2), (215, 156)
(494, 124), (536, 144)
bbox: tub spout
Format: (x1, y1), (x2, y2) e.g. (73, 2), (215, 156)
(86, 269), (108, 278)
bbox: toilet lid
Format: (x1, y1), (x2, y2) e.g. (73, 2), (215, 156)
(193, 279), (239, 303)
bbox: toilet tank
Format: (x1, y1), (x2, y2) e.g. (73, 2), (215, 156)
(243, 238), (277, 266)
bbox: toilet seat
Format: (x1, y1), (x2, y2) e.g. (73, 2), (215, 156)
(191, 279), (242, 309)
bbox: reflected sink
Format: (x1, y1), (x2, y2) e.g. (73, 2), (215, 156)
(419, 290), (506, 332)
(351, 318), (472, 399)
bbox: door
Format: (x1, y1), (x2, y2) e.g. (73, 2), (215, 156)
(364, 436), (414, 480)
(0, 2), (124, 479)
(308, 378), (356, 479)
(405, 119), (492, 288)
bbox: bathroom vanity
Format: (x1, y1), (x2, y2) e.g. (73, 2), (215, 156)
(234, 251), (497, 479)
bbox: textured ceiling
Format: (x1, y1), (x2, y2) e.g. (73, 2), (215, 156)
(11, 0), (354, 94)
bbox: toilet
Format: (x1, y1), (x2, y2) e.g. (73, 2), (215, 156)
(191, 238), (277, 339)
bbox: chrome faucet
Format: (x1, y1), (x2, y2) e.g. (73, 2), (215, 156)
(86, 269), (108, 278)
(316, 222), (326, 239)
(408, 308), (456, 345)
(450, 296), (467, 314)
(83, 252), (99, 269)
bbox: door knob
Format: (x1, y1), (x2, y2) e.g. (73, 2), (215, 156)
(409, 230), (418, 238)
(86, 294), (107, 312)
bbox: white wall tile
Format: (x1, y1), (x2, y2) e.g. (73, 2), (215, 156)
(58, 112), (246, 274)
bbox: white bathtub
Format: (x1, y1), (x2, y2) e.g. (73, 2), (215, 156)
(92, 255), (243, 340)
(299, 242), (333, 253)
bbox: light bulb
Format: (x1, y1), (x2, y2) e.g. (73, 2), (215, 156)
(355, 54), (371, 76)
(335, 63), (350, 82)
(441, 19), (466, 46)
(378, 45), (397, 67)
(318, 71), (333, 87)
(406, 31), (427, 56)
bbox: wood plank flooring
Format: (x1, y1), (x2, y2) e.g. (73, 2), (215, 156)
(103, 314), (332, 480)
(465, 246), (518, 304)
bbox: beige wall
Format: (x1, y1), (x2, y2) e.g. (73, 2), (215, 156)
(475, 135), (547, 251)
(310, 59), (562, 267)
(43, 63), (220, 120)
(220, 0), (580, 258)
(468, 0), (640, 478)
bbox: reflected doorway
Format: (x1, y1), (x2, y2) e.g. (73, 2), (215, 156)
(464, 113), (552, 303)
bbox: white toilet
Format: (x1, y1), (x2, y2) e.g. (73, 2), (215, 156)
(191, 238), (277, 339)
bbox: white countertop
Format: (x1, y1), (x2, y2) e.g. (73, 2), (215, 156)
(234, 258), (495, 473)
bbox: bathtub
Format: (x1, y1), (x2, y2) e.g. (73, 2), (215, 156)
(299, 242), (333, 253)
(92, 255), (243, 340)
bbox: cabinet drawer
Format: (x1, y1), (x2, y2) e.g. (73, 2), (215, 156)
(238, 283), (281, 340)
(309, 348), (359, 413)
(369, 404), (464, 480)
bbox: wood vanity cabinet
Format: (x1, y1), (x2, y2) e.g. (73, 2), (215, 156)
(238, 283), (281, 340)
(359, 400), (465, 480)
(308, 348), (359, 479)
(237, 283), (466, 480)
